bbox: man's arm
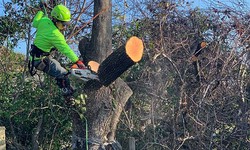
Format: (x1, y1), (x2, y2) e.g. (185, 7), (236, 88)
(52, 32), (79, 63)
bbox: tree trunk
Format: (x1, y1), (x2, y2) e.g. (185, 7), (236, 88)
(90, 0), (112, 63)
(32, 115), (43, 150)
(73, 0), (134, 149)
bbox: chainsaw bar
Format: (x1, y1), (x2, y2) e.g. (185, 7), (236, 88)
(70, 68), (99, 82)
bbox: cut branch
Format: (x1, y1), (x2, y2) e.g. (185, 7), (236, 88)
(98, 36), (144, 86)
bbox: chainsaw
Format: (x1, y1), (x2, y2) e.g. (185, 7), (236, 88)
(68, 61), (103, 90)
(69, 67), (99, 82)
(69, 60), (100, 82)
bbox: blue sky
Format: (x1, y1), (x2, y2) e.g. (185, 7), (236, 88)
(0, 0), (27, 54)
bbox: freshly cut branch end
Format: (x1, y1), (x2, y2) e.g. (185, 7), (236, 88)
(201, 41), (207, 48)
(88, 61), (100, 73)
(125, 36), (144, 62)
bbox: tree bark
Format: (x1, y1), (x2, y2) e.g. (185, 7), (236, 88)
(32, 115), (43, 150)
(73, 0), (134, 149)
(108, 78), (133, 142)
(90, 0), (112, 63)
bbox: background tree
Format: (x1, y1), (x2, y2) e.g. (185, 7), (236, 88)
(115, 0), (250, 149)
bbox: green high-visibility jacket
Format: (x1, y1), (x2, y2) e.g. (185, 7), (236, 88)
(32, 11), (78, 63)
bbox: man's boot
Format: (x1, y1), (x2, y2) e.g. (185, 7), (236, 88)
(56, 77), (75, 96)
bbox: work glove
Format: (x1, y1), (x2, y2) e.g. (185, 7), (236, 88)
(71, 60), (87, 69)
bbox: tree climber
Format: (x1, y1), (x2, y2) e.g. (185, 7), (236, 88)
(28, 4), (86, 97)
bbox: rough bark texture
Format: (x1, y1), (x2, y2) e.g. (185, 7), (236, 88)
(98, 45), (135, 86)
(71, 110), (86, 150)
(74, 0), (133, 149)
(90, 0), (112, 63)
(84, 78), (132, 149)
(78, 36), (91, 63)
(32, 115), (43, 150)
(108, 78), (133, 142)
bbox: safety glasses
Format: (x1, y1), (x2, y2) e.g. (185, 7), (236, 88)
(61, 21), (70, 26)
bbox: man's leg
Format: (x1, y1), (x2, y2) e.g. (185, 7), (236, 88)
(34, 56), (74, 96)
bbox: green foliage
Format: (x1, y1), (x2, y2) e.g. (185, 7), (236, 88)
(0, 48), (74, 149)
(0, 1), (35, 47)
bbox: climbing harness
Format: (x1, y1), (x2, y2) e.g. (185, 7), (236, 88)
(28, 45), (50, 76)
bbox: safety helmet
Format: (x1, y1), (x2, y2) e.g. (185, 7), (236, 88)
(51, 4), (71, 22)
